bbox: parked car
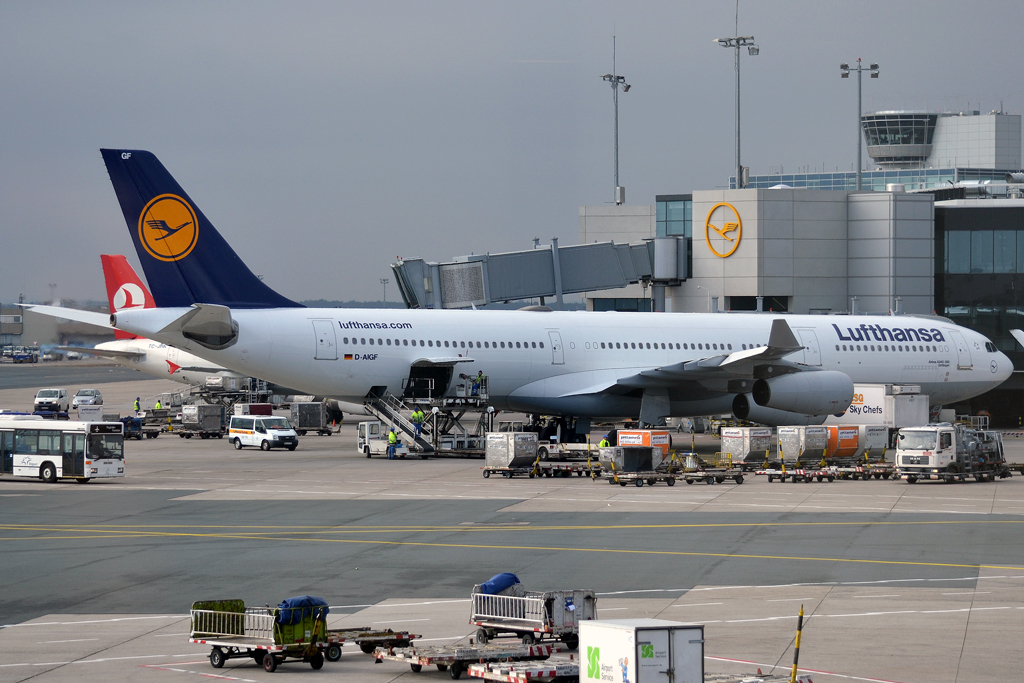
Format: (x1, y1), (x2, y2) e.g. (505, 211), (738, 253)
(34, 388), (70, 413)
(65, 351), (82, 360)
(72, 388), (104, 409)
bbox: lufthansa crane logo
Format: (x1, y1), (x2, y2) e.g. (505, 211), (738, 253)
(138, 194), (199, 262)
(704, 202), (742, 258)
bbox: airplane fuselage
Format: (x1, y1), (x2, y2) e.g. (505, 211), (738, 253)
(94, 339), (239, 385)
(114, 308), (1013, 419)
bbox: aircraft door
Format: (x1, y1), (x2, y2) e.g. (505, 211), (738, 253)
(547, 331), (564, 365)
(312, 319), (338, 360)
(949, 330), (972, 369)
(796, 329), (821, 366)
(0, 431), (12, 474)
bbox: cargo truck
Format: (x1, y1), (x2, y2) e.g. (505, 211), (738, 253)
(896, 423), (1010, 483)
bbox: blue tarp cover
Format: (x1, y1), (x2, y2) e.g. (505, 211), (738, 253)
(479, 573), (520, 595)
(276, 595), (329, 625)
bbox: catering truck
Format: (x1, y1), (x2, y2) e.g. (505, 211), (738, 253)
(896, 423), (1010, 483)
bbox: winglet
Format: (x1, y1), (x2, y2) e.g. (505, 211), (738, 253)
(1010, 329), (1024, 350)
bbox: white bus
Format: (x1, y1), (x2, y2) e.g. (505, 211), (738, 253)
(0, 417), (125, 483)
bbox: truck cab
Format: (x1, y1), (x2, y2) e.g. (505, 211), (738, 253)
(896, 423), (1007, 483)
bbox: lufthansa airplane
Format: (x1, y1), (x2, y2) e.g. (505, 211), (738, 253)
(30, 150), (1017, 428)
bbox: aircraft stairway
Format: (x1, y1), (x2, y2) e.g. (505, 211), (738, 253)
(364, 390), (435, 453)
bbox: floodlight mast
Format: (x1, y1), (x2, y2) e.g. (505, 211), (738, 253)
(714, 35), (758, 189)
(840, 58), (880, 191)
(601, 36), (630, 205)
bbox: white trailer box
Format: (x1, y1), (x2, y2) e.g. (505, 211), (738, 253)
(579, 619), (703, 683)
(855, 424), (892, 458)
(777, 426), (828, 462)
(826, 384), (929, 428)
(77, 405), (104, 422)
(719, 427), (773, 463)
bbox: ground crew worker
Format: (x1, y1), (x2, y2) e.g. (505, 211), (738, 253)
(473, 370), (486, 396)
(598, 435), (611, 448)
(387, 428), (398, 459)
(154, 399), (162, 410)
(411, 409), (423, 437)
(134, 397), (141, 415)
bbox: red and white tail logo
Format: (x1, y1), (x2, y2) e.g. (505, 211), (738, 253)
(100, 255), (155, 340)
(166, 360), (181, 375)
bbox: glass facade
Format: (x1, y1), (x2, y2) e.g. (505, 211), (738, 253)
(655, 194), (693, 237)
(591, 298), (653, 313)
(936, 206), (1024, 355)
(862, 113), (937, 148)
(733, 167), (1014, 191)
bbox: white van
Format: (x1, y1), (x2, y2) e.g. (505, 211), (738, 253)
(228, 416), (298, 451)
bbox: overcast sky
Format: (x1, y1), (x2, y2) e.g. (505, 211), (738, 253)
(1, 1), (1021, 304)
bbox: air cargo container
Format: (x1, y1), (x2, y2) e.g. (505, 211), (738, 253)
(777, 426), (828, 463)
(720, 427), (773, 465)
(579, 619), (703, 683)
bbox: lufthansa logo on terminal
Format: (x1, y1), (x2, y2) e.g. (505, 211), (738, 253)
(138, 194), (199, 262)
(704, 202), (742, 258)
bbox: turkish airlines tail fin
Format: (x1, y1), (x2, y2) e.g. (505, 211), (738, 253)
(100, 149), (301, 310)
(100, 254), (155, 340)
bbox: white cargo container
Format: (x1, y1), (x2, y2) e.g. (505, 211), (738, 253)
(485, 432), (539, 469)
(855, 424), (892, 458)
(579, 619), (703, 683)
(825, 384), (929, 428)
(719, 427), (773, 464)
(77, 405), (104, 422)
(777, 426), (828, 462)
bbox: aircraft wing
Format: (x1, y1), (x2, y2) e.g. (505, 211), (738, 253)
(1010, 329), (1024, 349)
(57, 345), (145, 362)
(19, 304), (112, 330)
(556, 319), (808, 398)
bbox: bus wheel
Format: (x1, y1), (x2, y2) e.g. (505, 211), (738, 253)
(40, 463), (57, 483)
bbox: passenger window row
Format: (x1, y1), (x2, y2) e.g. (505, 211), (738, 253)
(836, 343), (947, 353)
(583, 341), (766, 352)
(341, 337), (544, 350)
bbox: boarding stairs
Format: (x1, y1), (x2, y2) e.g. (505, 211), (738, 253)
(364, 390), (434, 453)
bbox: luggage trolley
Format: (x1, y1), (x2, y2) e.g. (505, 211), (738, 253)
(189, 597), (328, 673)
(322, 626), (419, 661)
(470, 574), (596, 650)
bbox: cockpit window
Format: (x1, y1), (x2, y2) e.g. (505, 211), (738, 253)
(985, 342), (997, 352)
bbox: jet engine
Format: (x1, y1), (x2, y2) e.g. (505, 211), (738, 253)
(731, 393), (827, 426)
(751, 371), (854, 416)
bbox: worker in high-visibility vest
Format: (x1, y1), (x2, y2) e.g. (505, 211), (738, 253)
(387, 428), (398, 459)
(598, 436), (611, 448)
(154, 399), (163, 410)
(134, 397), (141, 415)
(411, 409), (423, 437)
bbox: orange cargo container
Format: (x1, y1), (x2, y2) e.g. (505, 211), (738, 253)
(616, 429), (672, 456)
(826, 425), (860, 458)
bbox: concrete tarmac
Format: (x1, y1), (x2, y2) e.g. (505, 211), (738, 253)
(2, 378), (1024, 682)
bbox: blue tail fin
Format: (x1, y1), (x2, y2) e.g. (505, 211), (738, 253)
(100, 149), (302, 309)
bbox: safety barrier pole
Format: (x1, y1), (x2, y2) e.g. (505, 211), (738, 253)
(790, 604), (804, 683)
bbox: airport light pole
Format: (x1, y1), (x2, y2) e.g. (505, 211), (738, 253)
(840, 58), (879, 191)
(380, 278), (389, 308)
(601, 36), (631, 205)
(695, 284), (711, 313)
(714, 35), (758, 189)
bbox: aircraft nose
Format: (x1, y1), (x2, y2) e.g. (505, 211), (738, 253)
(996, 351), (1013, 383)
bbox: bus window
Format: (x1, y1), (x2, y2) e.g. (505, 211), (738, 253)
(14, 430), (38, 454)
(39, 430), (61, 455)
(88, 433), (123, 460)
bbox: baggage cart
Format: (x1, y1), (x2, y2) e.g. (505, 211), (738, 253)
(467, 655), (579, 682)
(189, 598), (328, 673)
(470, 584), (596, 649)
(180, 404), (226, 439)
(483, 464), (538, 479)
(676, 452), (745, 485)
(291, 401), (333, 436)
(374, 641), (567, 679)
(321, 626), (418, 661)
(537, 460), (601, 478)
(486, 432), (539, 469)
(601, 469), (678, 487)
(756, 466), (834, 483)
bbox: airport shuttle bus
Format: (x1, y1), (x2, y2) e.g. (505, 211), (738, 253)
(0, 418), (125, 483)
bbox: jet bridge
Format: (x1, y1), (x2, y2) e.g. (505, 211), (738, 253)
(392, 237), (688, 311)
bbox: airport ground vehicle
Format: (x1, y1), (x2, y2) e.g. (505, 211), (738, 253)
(896, 422), (1010, 483)
(228, 415), (298, 451)
(321, 627), (418, 661)
(189, 598), (327, 672)
(72, 388), (103, 409)
(180, 404), (226, 439)
(0, 417), (124, 482)
(12, 346), (39, 363)
(470, 578), (595, 649)
(119, 416), (161, 439)
(375, 641), (568, 679)
(357, 420), (412, 458)
(33, 388), (69, 413)
(290, 402), (333, 436)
